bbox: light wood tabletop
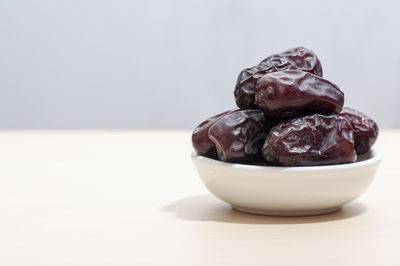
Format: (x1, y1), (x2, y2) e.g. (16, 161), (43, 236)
(0, 130), (398, 266)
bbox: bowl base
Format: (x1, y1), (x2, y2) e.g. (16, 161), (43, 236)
(232, 205), (342, 217)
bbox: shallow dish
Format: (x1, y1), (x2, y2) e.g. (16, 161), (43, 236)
(191, 150), (382, 216)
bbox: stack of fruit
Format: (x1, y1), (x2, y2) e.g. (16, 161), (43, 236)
(192, 47), (379, 166)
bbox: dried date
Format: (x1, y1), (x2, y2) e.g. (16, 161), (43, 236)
(234, 47), (323, 109)
(208, 110), (274, 163)
(255, 70), (344, 120)
(192, 110), (238, 157)
(262, 114), (357, 166)
(338, 107), (379, 154)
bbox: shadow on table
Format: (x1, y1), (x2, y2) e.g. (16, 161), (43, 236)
(163, 194), (367, 224)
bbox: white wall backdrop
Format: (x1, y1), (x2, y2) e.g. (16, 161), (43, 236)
(0, 0), (399, 128)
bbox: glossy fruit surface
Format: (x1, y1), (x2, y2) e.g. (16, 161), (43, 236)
(255, 70), (344, 120)
(262, 114), (357, 166)
(208, 110), (274, 163)
(234, 47), (323, 109)
(192, 110), (238, 157)
(338, 107), (379, 154)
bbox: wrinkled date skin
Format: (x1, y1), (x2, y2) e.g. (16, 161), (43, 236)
(262, 114), (357, 166)
(338, 107), (379, 155)
(234, 47), (323, 109)
(192, 109), (238, 157)
(255, 70), (344, 120)
(208, 110), (275, 163)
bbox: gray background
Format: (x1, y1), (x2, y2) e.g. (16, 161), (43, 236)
(1, 0), (399, 129)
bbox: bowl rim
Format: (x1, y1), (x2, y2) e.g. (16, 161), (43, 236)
(191, 149), (382, 172)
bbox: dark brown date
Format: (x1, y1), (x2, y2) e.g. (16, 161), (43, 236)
(192, 109), (238, 157)
(259, 47), (323, 75)
(338, 107), (379, 155)
(262, 114), (357, 166)
(208, 110), (274, 163)
(234, 47), (323, 109)
(255, 70), (344, 120)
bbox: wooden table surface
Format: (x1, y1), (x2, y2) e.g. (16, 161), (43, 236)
(0, 130), (398, 266)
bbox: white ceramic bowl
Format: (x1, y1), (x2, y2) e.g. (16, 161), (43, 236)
(191, 149), (382, 216)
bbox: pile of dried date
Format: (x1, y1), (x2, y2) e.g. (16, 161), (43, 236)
(192, 47), (379, 166)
